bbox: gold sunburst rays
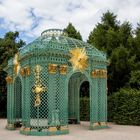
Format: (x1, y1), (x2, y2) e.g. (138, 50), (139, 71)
(69, 47), (88, 72)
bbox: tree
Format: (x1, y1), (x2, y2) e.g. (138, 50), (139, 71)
(101, 10), (119, 30)
(129, 70), (140, 89)
(108, 46), (130, 92)
(87, 11), (136, 93)
(118, 22), (132, 48)
(87, 23), (107, 51)
(0, 31), (25, 68)
(64, 23), (82, 40)
(87, 11), (120, 56)
(0, 31), (25, 117)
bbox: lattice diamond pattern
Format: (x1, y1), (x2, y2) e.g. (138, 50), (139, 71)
(97, 79), (101, 122)
(14, 77), (22, 122)
(30, 65), (49, 129)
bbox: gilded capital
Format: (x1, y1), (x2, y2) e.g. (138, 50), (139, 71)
(59, 65), (67, 75)
(48, 64), (57, 74)
(5, 75), (12, 84)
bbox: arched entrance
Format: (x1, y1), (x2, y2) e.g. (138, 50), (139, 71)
(14, 76), (22, 127)
(68, 72), (90, 124)
(80, 81), (90, 121)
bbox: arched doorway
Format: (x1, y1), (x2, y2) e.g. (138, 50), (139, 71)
(80, 81), (90, 121)
(14, 76), (22, 127)
(68, 72), (90, 124)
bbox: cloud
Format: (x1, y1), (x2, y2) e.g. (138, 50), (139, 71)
(0, 0), (140, 42)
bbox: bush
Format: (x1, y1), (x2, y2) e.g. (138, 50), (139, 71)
(0, 94), (7, 118)
(108, 88), (140, 125)
(80, 97), (90, 121)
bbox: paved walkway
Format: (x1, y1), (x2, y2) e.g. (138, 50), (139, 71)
(0, 119), (140, 140)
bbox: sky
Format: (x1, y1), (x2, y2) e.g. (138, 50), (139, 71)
(0, 0), (140, 43)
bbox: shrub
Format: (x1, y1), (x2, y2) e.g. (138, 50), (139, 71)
(80, 97), (90, 121)
(0, 94), (7, 118)
(108, 88), (140, 125)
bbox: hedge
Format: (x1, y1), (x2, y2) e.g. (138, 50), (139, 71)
(108, 88), (140, 125)
(0, 94), (7, 118)
(80, 97), (90, 121)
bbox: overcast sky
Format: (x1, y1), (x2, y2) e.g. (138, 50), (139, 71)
(0, 0), (140, 43)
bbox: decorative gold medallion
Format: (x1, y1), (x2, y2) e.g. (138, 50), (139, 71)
(69, 47), (88, 72)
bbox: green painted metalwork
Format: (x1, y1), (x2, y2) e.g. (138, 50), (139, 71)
(5, 29), (108, 135)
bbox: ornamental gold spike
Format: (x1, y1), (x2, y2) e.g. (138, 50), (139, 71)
(32, 65), (47, 107)
(13, 53), (20, 75)
(69, 47), (88, 72)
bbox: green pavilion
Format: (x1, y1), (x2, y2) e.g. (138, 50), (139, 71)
(5, 29), (108, 136)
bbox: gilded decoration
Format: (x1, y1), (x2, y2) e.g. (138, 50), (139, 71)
(48, 127), (57, 132)
(20, 66), (30, 77)
(5, 75), (12, 84)
(24, 127), (31, 132)
(69, 47), (88, 72)
(48, 64), (57, 74)
(32, 65), (47, 107)
(91, 69), (107, 78)
(100, 122), (107, 126)
(59, 65), (67, 74)
(13, 53), (20, 75)
(60, 126), (68, 131)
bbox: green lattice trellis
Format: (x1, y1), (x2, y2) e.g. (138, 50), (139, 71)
(5, 29), (108, 135)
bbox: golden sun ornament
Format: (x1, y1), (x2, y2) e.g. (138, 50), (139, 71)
(69, 47), (88, 72)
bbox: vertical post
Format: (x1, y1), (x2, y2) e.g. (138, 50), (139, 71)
(24, 76), (30, 128)
(90, 78), (99, 129)
(48, 74), (56, 125)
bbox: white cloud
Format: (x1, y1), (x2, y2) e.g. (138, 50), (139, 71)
(0, 0), (140, 42)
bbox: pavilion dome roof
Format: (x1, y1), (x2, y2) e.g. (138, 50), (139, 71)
(19, 29), (106, 60)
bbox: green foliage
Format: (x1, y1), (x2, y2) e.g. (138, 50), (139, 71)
(101, 10), (119, 30)
(87, 10), (140, 93)
(108, 46), (130, 92)
(129, 70), (140, 89)
(108, 88), (140, 125)
(0, 31), (25, 118)
(64, 23), (82, 40)
(0, 31), (25, 68)
(80, 97), (90, 121)
(0, 94), (7, 118)
(87, 11), (119, 54)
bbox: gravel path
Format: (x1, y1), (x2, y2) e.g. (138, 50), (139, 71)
(0, 119), (140, 140)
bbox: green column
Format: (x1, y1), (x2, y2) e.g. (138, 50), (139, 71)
(24, 76), (30, 127)
(48, 73), (57, 125)
(90, 78), (98, 129)
(21, 77), (25, 126)
(59, 75), (67, 124)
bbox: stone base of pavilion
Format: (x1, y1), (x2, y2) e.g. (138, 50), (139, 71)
(6, 121), (109, 136)
(90, 122), (109, 130)
(6, 123), (15, 130)
(20, 125), (69, 136)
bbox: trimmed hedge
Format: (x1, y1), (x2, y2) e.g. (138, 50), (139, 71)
(80, 97), (90, 121)
(0, 94), (7, 118)
(108, 88), (140, 125)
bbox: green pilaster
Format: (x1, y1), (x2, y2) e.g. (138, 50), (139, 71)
(24, 76), (30, 127)
(48, 73), (57, 125)
(90, 78), (98, 124)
